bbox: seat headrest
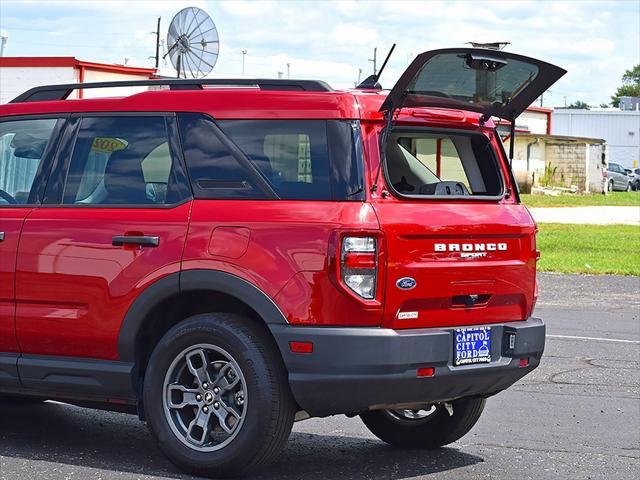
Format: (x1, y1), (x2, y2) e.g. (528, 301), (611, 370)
(102, 149), (149, 204)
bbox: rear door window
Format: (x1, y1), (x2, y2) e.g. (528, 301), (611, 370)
(62, 116), (187, 205)
(385, 130), (503, 198)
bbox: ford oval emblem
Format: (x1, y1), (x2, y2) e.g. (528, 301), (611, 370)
(396, 277), (417, 290)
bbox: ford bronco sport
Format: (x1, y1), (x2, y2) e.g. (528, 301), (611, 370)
(0, 48), (565, 477)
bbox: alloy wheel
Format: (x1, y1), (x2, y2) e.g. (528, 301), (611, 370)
(162, 343), (248, 452)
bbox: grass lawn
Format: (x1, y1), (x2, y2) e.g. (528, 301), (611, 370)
(521, 192), (640, 208)
(537, 223), (640, 276)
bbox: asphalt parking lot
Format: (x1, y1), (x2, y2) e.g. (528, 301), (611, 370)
(1, 273), (638, 480)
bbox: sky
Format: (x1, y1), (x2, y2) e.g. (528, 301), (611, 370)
(0, 0), (638, 108)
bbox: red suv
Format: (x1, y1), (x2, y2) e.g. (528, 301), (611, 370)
(0, 48), (565, 477)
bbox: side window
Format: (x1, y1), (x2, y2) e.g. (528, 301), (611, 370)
(219, 120), (332, 200)
(178, 115), (363, 201)
(0, 118), (58, 205)
(177, 113), (265, 199)
(63, 116), (184, 205)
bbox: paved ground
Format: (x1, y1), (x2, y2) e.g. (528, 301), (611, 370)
(1, 273), (638, 480)
(528, 206), (640, 225)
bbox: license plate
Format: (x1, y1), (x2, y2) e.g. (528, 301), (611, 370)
(453, 327), (491, 366)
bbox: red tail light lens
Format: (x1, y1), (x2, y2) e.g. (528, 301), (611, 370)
(341, 236), (377, 300)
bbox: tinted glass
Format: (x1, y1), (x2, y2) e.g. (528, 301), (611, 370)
(178, 114), (265, 199)
(219, 119), (331, 200)
(0, 118), (57, 205)
(406, 53), (540, 109)
(178, 115), (364, 201)
(63, 116), (182, 205)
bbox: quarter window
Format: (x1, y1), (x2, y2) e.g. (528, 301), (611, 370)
(0, 118), (58, 205)
(219, 120), (331, 200)
(177, 114), (364, 201)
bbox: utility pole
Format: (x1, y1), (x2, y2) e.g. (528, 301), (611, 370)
(540, 90), (550, 107)
(0, 32), (8, 57)
(369, 47), (377, 75)
(564, 96), (567, 107)
(241, 50), (247, 76)
(286, 62), (291, 79)
(153, 17), (161, 69)
(355, 68), (362, 87)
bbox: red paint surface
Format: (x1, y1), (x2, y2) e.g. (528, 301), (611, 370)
(0, 208), (31, 353)
(14, 204), (190, 359)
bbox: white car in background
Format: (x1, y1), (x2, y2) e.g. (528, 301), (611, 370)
(624, 167), (640, 191)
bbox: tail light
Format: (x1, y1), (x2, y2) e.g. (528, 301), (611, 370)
(341, 236), (377, 300)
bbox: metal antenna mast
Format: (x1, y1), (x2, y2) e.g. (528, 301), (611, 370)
(369, 47), (377, 75)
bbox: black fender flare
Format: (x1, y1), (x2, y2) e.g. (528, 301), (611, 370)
(117, 269), (288, 363)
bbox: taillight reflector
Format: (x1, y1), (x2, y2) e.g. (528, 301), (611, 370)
(417, 367), (435, 377)
(343, 252), (376, 269)
(519, 357), (529, 368)
(289, 341), (313, 354)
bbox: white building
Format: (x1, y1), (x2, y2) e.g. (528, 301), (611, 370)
(498, 107), (607, 193)
(0, 57), (157, 104)
(552, 109), (640, 169)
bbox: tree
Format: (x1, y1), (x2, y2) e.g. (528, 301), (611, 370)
(611, 64), (640, 107)
(567, 100), (590, 109)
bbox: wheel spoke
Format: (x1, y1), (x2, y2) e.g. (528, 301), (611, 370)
(167, 384), (200, 409)
(212, 362), (240, 391)
(186, 407), (212, 446)
(213, 399), (242, 434)
(185, 348), (212, 387)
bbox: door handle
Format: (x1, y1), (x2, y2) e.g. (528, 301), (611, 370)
(112, 235), (159, 247)
(0, 232), (4, 242)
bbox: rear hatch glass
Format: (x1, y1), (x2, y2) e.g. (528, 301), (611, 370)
(381, 48), (567, 120)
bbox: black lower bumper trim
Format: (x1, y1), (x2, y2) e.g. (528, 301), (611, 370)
(269, 317), (545, 417)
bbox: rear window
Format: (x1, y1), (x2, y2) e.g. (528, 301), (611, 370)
(385, 129), (503, 198)
(405, 52), (540, 110)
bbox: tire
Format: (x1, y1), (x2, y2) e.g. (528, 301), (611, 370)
(143, 313), (295, 478)
(360, 397), (486, 449)
(608, 179), (614, 192)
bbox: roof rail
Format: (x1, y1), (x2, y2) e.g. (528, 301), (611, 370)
(10, 78), (334, 103)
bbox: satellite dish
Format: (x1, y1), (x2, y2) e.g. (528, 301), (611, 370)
(166, 6), (219, 78)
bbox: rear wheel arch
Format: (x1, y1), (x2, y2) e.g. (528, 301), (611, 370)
(117, 270), (289, 392)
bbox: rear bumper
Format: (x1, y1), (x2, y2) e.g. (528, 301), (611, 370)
(269, 317), (545, 417)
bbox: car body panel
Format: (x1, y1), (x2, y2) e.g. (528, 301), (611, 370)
(0, 208), (30, 353)
(182, 199), (383, 326)
(15, 203), (191, 359)
(607, 162), (631, 191)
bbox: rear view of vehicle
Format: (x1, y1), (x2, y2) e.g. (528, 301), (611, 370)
(277, 48), (565, 453)
(0, 47), (567, 479)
